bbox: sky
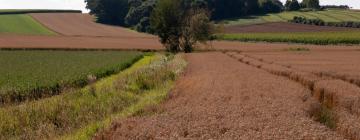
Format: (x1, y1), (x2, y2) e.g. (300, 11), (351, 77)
(0, 0), (359, 13)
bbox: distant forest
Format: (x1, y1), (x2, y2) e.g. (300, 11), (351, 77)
(85, 0), (324, 32)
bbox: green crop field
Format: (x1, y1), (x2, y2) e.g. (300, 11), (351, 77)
(0, 50), (143, 103)
(0, 14), (56, 35)
(220, 9), (360, 26)
(217, 31), (360, 45)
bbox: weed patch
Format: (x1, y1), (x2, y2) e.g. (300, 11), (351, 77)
(308, 102), (338, 129)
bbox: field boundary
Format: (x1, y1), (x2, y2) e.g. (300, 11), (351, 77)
(0, 10), (82, 15)
(0, 47), (161, 52)
(29, 14), (62, 35)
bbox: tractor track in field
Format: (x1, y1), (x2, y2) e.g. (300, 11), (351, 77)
(94, 52), (344, 140)
(225, 51), (360, 139)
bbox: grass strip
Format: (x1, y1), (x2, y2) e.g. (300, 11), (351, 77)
(0, 14), (56, 35)
(216, 31), (360, 45)
(0, 53), (187, 140)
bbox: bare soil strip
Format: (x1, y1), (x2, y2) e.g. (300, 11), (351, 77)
(0, 35), (162, 50)
(226, 52), (360, 139)
(30, 13), (153, 38)
(95, 52), (342, 139)
(224, 22), (353, 33)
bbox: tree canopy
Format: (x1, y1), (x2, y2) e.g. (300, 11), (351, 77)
(85, 0), (285, 32)
(302, 0), (320, 9)
(150, 0), (212, 53)
(285, 0), (300, 11)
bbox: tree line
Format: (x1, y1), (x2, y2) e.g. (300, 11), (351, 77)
(84, 0), (321, 53)
(85, 0), (322, 32)
(85, 0), (294, 31)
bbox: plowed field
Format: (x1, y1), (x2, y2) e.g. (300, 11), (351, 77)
(30, 13), (152, 38)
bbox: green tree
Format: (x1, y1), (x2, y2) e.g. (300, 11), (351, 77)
(302, 0), (320, 9)
(125, 0), (156, 31)
(150, 0), (183, 53)
(285, 0), (291, 10)
(286, 0), (300, 11)
(85, 0), (129, 25)
(181, 9), (212, 52)
(259, 0), (284, 13)
(150, 0), (212, 53)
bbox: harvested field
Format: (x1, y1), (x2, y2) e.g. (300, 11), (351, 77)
(30, 13), (152, 38)
(95, 52), (343, 139)
(245, 51), (360, 87)
(225, 51), (360, 139)
(224, 22), (352, 33)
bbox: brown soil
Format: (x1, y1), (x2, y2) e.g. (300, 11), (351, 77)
(224, 22), (353, 33)
(30, 13), (153, 38)
(1, 13), (360, 51)
(0, 35), (162, 50)
(94, 52), (343, 140)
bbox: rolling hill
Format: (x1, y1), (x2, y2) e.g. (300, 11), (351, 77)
(221, 9), (360, 26)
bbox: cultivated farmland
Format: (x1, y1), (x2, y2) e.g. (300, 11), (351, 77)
(217, 31), (360, 45)
(221, 9), (360, 26)
(223, 22), (352, 33)
(0, 14), (55, 35)
(0, 4), (360, 140)
(0, 50), (143, 104)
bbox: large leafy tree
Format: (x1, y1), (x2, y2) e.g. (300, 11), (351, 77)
(285, 0), (300, 11)
(125, 0), (156, 32)
(302, 0), (320, 9)
(259, 0), (284, 13)
(150, 0), (212, 53)
(85, 0), (129, 25)
(150, 0), (184, 52)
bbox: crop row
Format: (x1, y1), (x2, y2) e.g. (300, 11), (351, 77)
(216, 31), (360, 45)
(0, 50), (143, 104)
(225, 52), (360, 139)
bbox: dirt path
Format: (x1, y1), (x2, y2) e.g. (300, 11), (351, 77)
(95, 52), (343, 139)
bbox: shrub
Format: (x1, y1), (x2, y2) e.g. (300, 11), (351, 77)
(289, 16), (360, 28)
(307, 102), (338, 129)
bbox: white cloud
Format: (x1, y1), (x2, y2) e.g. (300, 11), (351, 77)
(0, 0), (359, 13)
